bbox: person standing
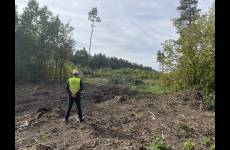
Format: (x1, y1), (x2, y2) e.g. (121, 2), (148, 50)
(63, 69), (84, 124)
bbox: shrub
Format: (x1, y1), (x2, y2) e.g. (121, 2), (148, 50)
(148, 136), (170, 150)
(135, 79), (145, 85)
(183, 140), (195, 150)
(203, 91), (215, 111)
(210, 144), (215, 150)
(176, 122), (193, 138)
(202, 137), (211, 147)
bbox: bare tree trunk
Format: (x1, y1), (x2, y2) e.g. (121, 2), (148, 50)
(88, 22), (94, 78)
(59, 49), (62, 82)
(189, 2), (192, 25)
(162, 64), (164, 73)
(55, 55), (58, 81)
(59, 55), (64, 83)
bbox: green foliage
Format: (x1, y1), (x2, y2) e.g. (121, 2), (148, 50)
(176, 122), (190, 130)
(159, 71), (185, 91)
(202, 136), (215, 150)
(183, 140), (195, 150)
(107, 75), (143, 85)
(92, 67), (162, 95)
(131, 85), (166, 95)
(174, 0), (200, 30)
(88, 7), (101, 23)
(87, 7), (101, 77)
(71, 48), (88, 67)
(160, 39), (178, 72)
(203, 92), (215, 111)
(157, 50), (165, 72)
(202, 137), (211, 147)
(64, 62), (85, 79)
(176, 122), (193, 138)
(90, 53), (109, 69)
(71, 51), (154, 71)
(135, 79), (145, 85)
(158, 2), (215, 110)
(94, 68), (158, 79)
(210, 144), (215, 150)
(108, 75), (125, 84)
(147, 136), (170, 150)
(15, 0), (75, 83)
(105, 69), (158, 86)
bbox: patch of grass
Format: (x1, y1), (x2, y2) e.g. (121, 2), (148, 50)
(176, 122), (190, 131)
(183, 140), (195, 150)
(204, 92), (215, 111)
(176, 122), (193, 138)
(79, 123), (85, 129)
(130, 85), (168, 95)
(84, 77), (108, 84)
(202, 136), (211, 147)
(210, 144), (215, 150)
(147, 136), (170, 150)
(201, 136), (215, 150)
(93, 68), (160, 80)
(39, 131), (51, 142)
(135, 79), (145, 85)
(135, 111), (145, 118)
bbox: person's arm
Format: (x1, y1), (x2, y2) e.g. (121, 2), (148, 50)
(79, 80), (83, 93)
(66, 79), (72, 96)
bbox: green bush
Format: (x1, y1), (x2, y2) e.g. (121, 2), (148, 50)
(94, 68), (159, 80)
(202, 137), (211, 147)
(64, 62), (81, 78)
(148, 137), (170, 150)
(107, 73), (146, 86)
(131, 85), (166, 95)
(202, 136), (214, 150)
(160, 71), (186, 92)
(203, 91), (215, 111)
(108, 75), (124, 84)
(210, 144), (215, 150)
(124, 76), (136, 83)
(160, 71), (215, 111)
(176, 122), (193, 138)
(183, 140), (195, 150)
(135, 79), (145, 85)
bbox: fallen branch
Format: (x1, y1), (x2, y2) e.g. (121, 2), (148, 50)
(17, 120), (30, 132)
(147, 111), (156, 120)
(34, 138), (54, 149)
(92, 140), (97, 148)
(161, 130), (165, 139)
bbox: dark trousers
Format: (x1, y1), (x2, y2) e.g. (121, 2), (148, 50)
(65, 94), (82, 121)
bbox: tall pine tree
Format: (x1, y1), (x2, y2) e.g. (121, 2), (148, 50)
(174, 0), (201, 31)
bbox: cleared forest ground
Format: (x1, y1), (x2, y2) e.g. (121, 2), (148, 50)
(15, 81), (215, 150)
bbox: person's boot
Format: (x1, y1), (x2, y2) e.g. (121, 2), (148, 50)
(63, 118), (68, 125)
(75, 115), (79, 122)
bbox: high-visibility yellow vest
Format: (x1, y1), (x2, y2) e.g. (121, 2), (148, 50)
(68, 77), (81, 95)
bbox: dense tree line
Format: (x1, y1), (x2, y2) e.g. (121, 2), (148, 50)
(15, 0), (75, 83)
(71, 48), (154, 71)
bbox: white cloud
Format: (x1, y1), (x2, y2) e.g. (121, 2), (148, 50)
(15, 0), (213, 70)
(198, 0), (214, 13)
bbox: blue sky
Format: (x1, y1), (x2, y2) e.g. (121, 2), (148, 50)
(15, 0), (214, 70)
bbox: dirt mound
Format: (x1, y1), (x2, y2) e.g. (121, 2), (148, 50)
(15, 83), (214, 150)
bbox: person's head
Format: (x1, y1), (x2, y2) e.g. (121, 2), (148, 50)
(72, 69), (79, 77)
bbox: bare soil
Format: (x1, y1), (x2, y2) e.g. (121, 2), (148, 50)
(15, 82), (215, 150)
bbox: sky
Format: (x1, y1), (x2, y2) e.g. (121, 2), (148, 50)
(15, 0), (214, 70)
